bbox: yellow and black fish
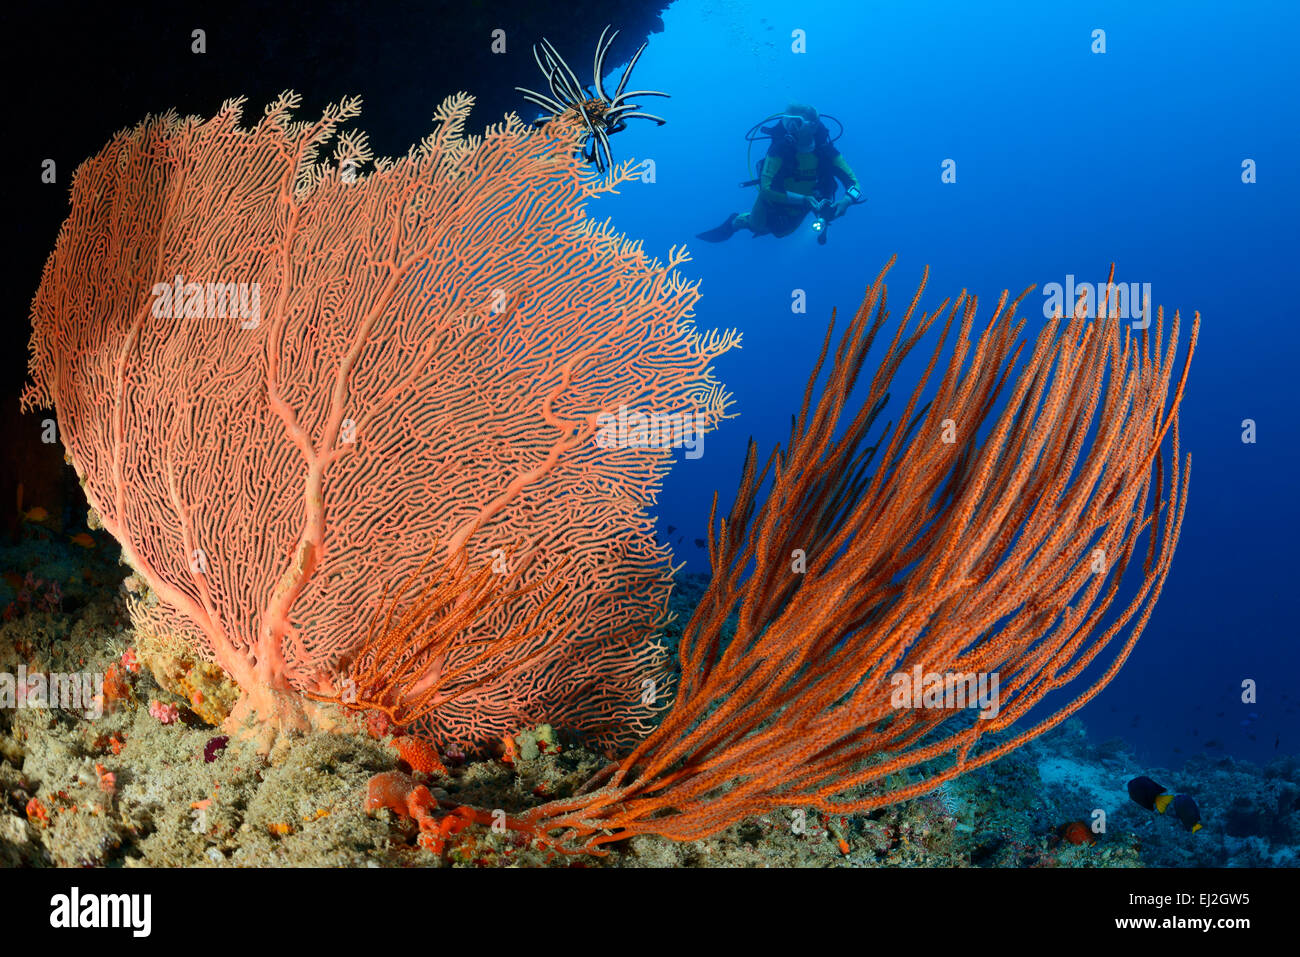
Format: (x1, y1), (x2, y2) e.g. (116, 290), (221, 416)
(1172, 794), (1203, 833)
(1127, 775), (1174, 813)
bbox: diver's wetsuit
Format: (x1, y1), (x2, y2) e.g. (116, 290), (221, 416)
(736, 122), (862, 237)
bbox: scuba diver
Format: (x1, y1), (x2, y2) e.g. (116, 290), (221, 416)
(697, 104), (864, 246)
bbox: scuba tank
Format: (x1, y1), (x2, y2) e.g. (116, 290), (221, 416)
(740, 112), (844, 187)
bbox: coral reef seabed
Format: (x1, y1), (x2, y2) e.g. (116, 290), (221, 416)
(2, 542), (1295, 867)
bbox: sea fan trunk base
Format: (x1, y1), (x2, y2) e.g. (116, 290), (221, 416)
(223, 686), (341, 755)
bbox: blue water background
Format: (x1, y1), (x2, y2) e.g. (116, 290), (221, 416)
(578, 0), (1300, 769)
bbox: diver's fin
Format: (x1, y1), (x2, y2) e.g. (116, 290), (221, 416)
(696, 213), (740, 243)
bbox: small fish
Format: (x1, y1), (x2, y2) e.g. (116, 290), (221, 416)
(665, 525), (676, 535)
(14, 483), (49, 524)
(1172, 794), (1202, 833)
(676, 536), (684, 546)
(69, 533), (95, 549)
(693, 538), (706, 549)
(1127, 775), (1173, 813)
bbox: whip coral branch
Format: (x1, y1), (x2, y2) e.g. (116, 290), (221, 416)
(498, 256), (1198, 851)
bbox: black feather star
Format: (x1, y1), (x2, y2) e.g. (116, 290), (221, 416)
(516, 25), (668, 173)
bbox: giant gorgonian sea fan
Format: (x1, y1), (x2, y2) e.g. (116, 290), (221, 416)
(23, 91), (737, 751)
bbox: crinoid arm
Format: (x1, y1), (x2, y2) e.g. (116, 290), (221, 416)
(518, 25), (669, 173)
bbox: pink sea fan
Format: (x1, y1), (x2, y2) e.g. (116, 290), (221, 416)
(22, 91), (737, 751)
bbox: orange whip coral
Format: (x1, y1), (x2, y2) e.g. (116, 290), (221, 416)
(455, 256), (1197, 852)
(22, 91), (737, 749)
